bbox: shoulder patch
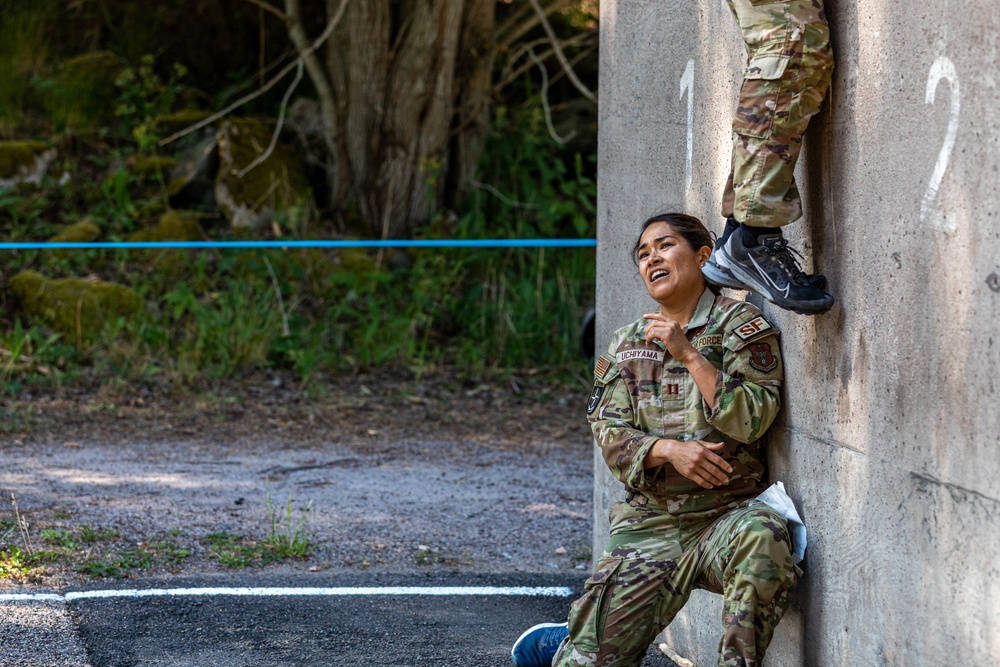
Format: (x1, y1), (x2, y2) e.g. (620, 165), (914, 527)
(747, 342), (779, 372)
(587, 384), (606, 414)
(733, 315), (774, 342)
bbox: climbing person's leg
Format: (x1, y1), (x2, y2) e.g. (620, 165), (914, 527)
(708, 0), (836, 314)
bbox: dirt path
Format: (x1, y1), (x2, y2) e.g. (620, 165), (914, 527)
(0, 371), (595, 589)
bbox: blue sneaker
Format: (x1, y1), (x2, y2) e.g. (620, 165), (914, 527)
(511, 622), (569, 667)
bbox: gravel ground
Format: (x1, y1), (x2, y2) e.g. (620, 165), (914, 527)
(0, 372), (682, 666)
(1, 434), (595, 587)
(0, 371), (596, 588)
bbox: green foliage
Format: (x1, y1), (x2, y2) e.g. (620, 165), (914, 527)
(76, 547), (152, 578)
(0, 141), (50, 179)
(0, 33), (596, 390)
(265, 486), (312, 560)
(0, 1), (58, 130)
(37, 51), (123, 131)
(0, 547), (30, 577)
(114, 54), (188, 150)
(201, 531), (302, 570)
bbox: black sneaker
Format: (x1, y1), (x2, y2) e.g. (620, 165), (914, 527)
(703, 218), (828, 291)
(703, 239), (753, 290)
(716, 228), (834, 314)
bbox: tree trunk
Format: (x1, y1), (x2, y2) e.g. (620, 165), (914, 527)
(318, 0), (496, 238)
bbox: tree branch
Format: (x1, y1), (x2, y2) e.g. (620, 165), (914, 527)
(242, 0), (289, 23)
(496, 30), (594, 92)
(527, 0), (596, 103)
(158, 0), (348, 148)
(527, 48), (573, 145)
(237, 59), (304, 177)
(497, 0), (575, 51)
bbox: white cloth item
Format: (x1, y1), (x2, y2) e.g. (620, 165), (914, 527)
(754, 481), (807, 564)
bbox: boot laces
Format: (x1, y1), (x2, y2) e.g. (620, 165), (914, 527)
(763, 238), (810, 286)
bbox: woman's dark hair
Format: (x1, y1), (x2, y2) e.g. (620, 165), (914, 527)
(630, 212), (714, 266)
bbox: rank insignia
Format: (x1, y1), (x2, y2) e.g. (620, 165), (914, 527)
(747, 342), (778, 373)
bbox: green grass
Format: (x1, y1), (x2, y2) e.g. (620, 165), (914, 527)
(0, 91), (596, 393)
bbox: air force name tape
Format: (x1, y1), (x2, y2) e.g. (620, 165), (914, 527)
(617, 348), (664, 364)
(733, 316), (774, 342)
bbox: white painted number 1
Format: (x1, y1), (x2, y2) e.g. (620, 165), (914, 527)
(921, 56), (960, 232)
(680, 59), (695, 192)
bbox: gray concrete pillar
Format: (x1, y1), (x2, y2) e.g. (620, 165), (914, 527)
(594, 1), (1000, 664)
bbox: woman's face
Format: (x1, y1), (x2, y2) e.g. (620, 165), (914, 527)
(636, 221), (710, 306)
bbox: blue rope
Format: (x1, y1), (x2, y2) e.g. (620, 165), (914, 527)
(0, 239), (596, 250)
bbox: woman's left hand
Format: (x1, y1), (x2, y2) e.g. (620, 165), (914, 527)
(643, 312), (697, 364)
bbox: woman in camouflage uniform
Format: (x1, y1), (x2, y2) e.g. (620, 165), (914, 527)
(513, 213), (799, 667)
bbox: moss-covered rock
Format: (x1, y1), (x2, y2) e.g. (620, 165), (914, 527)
(128, 210), (204, 242)
(336, 247), (377, 275)
(9, 271), (142, 342)
(0, 141), (56, 188)
(215, 118), (309, 229)
(49, 220), (101, 244)
(129, 211), (205, 280)
(40, 51), (122, 130)
(48, 219), (101, 259)
(167, 133), (218, 210)
(129, 154), (176, 177)
(150, 109), (213, 137)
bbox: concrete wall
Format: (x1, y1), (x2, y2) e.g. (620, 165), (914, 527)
(593, 1), (1000, 665)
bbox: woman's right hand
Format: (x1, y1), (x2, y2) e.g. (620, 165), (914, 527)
(649, 439), (733, 489)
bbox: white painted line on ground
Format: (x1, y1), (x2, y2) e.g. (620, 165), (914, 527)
(0, 585), (574, 603)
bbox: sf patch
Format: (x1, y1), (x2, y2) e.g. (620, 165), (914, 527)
(734, 315), (774, 342)
(747, 342), (778, 373)
(587, 384), (606, 414)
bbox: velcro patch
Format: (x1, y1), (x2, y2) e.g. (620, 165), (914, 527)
(617, 348), (665, 364)
(733, 316), (774, 341)
(587, 384), (606, 414)
(692, 334), (723, 348)
(595, 355), (612, 380)
(747, 342), (779, 373)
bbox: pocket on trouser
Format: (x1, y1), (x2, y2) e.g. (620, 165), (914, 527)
(565, 557), (623, 654)
(732, 46), (789, 139)
(784, 21), (834, 129)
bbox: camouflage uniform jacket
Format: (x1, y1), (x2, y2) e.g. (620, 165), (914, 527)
(588, 289), (783, 520)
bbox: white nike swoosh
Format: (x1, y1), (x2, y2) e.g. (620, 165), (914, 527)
(749, 253), (790, 297)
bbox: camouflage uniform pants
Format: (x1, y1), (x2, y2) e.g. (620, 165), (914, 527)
(553, 501), (799, 667)
(721, 0), (835, 228)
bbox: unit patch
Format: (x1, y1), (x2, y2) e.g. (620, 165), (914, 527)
(734, 316), (774, 341)
(617, 348), (665, 364)
(747, 342), (778, 372)
(587, 384), (606, 414)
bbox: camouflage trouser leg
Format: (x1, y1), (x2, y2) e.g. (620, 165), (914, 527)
(720, 0), (835, 228)
(552, 502), (799, 667)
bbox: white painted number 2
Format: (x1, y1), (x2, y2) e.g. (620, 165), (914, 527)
(680, 59), (695, 192)
(921, 56), (960, 232)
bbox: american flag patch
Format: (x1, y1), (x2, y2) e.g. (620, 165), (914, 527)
(595, 355), (611, 379)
